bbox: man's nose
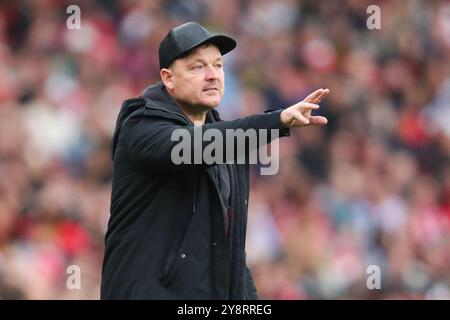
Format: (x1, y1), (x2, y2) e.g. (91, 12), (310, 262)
(205, 64), (220, 80)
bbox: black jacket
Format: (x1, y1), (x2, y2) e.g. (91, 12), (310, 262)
(100, 82), (289, 299)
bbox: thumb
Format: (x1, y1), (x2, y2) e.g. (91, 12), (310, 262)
(307, 115), (328, 125)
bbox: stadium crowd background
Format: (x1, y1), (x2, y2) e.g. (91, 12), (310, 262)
(0, 0), (449, 299)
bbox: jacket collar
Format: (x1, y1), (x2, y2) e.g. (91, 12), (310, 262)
(142, 82), (223, 125)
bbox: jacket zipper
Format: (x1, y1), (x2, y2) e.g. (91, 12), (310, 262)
(147, 102), (199, 213)
(206, 168), (229, 236)
(193, 174), (198, 213)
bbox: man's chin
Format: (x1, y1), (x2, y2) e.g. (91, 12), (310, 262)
(175, 97), (220, 111)
(199, 99), (221, 110)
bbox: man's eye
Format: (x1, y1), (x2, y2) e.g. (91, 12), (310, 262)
(192, 65), (202, 70)
(215, 64), (223, 68)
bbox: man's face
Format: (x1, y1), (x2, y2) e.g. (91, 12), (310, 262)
(164, 44), (225, 110)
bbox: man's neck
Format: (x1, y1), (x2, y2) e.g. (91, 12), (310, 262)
(177, 102), (208, 126)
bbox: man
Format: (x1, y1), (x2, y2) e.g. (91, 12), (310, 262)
(101, 21), (329, 299)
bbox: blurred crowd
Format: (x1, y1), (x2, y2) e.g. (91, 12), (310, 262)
(0, 0), (449, 299)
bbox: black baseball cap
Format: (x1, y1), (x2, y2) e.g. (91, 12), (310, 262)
(159, 22), (237, 69)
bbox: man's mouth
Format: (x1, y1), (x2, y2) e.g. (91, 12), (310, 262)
(203, 87), (218, 92)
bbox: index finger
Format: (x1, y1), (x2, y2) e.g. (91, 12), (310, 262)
(316, 88), (330, 103)
(303, 89), (324, 103)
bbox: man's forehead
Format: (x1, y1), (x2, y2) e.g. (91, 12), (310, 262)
(181, 44), (223, 63)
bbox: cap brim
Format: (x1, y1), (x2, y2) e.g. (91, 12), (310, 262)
(202, 35), (237, 55)
(180, 34), (237, 59)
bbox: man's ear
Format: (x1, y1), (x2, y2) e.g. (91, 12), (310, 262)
(160, 68), (174, 91)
